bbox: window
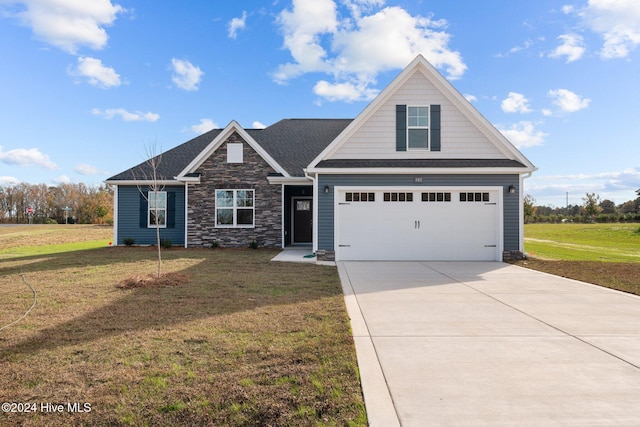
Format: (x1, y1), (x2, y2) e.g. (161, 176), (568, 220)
(407, 106), (429, 150)
(216, 189), (254, 227)
(345, 192), (375, 202)
(148, 191), (167, 228)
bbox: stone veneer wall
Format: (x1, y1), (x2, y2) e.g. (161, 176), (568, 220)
(187, 132), (282, 248)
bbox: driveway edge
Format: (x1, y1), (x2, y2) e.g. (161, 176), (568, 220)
(337, 262), (400, 427)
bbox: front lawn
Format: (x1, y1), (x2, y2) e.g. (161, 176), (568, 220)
(0, 226), (366, 426)
(514, 223), (640, 296)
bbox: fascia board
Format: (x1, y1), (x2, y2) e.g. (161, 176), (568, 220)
(176, 120), (290, 179)
(104, 180), (179, 186)
(267, 176), (311, 185)
(307, 167), (535, 175)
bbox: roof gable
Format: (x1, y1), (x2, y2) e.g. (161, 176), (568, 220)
(308, 55), (536, 172)
(177, 120), (289, 179)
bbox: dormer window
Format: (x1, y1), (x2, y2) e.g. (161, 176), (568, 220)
(407, 106), (429, 150)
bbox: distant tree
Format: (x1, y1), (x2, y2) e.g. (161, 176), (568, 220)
(599, 199), (617, 214)
(583, 192), (601, 221)
(523, 194), (536, 223)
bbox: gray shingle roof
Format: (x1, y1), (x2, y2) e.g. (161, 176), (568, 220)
(106, 119), (352, 182)
(106, 119), (526, 183)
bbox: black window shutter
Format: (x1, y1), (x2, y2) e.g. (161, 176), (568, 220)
(396, 104), (407, 151)
(167, 192), (176, 228)
(430, 104), (441, 151)
(139, 192), (148, 228)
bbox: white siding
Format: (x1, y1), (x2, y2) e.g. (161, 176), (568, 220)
(329, 70), (506, 160)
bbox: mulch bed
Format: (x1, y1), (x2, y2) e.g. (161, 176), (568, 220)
(117, 271), (190, 289)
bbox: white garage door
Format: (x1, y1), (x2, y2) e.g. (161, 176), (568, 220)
(336, 187), (502, 261)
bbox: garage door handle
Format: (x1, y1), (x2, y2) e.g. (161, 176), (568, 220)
(339, 244), (351, 247)
(484, 245), (497, 247)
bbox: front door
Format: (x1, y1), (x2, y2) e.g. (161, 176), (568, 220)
(293, 198), (312, 243)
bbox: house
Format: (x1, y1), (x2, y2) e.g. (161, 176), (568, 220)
(106, 55), (537, 262)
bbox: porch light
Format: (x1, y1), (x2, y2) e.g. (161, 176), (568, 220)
(324, 185), (330, 194)
(508, 185), (516, 194)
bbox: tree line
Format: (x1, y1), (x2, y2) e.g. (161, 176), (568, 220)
(524, 192), (640, 223)
(0, 183), (113, 225)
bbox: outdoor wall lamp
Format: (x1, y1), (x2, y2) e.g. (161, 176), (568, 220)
(508, 185), (516, 194)
(323, 185), (330, 194)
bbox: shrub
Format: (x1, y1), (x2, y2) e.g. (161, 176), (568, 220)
(123, 237), (135, 246)
(249, 240), (258, 249)
(160, 239), (172, 249)
(210, 240), (219, 249)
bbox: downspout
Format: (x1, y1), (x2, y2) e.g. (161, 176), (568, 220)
(520, 172), (533, 254)
(303, 169), (318, 253)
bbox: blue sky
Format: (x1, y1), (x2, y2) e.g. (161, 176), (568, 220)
(1, 0), (639, 207)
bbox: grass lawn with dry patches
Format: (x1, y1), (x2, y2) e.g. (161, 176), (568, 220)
(513, 223), (640, 296)
(0, 225), (366, 426)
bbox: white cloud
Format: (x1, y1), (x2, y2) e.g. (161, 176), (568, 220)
(252, 121), (267, 129)
(3, 0), (125, 54)
(464, 94), (477, 103)
(74, 163), (100, 175)
(228, 11), (247, 39)
(501, 92), (532, 113)
(190, 118), (217, 134)
(577, 0), (640, 59)
(54, 175), (71, 184)
(0, 146), (57, 169)
(171, 58), (204, 91)
(313, 79), (379, 102)
(527, 167), (640, 205)
(497, 121), (547, 148)
(92, 108), (159, 122)
(0, 176), (20, 185)
(548, 88), (591, 112)
(274, 1), (466, 102)
(549, 33), (586, 62)
(70, 56), (121, 88)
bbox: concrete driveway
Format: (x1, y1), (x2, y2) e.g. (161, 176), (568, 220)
(338, 261), (640, 426)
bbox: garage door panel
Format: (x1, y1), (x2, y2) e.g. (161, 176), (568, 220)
(337, 188), (500, 261)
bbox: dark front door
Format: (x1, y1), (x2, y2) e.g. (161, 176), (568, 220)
(293, 198), (312, 243)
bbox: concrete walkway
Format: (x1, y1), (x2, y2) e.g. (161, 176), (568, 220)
(338, 261), (640, 426)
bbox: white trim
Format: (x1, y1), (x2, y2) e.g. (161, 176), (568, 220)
(105, 179), (177, 186)
(112, 185), (118, 246)
(307, 55), (536, 173)
(307, 167), (531, 175)
(280, 184), (285, 249)
(267, 176), (311, 185)
(184, 182), (189, 248)
(177, 120), (289, 179)
(333, 185), (503, 262)
(214, 189), (255, 228)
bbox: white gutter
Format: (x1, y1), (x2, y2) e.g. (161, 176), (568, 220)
(519, 172), (534, 254)
(304, 169), (319, 253)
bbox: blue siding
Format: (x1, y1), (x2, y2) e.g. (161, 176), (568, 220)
(117, 185), (185, 245)
(317, 174), (520, 252)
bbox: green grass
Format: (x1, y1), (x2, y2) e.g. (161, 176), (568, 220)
(0, 226), (366, 426)
(524, 223), (640, 262)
